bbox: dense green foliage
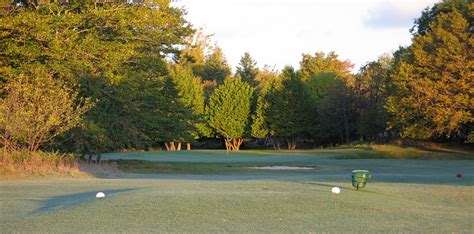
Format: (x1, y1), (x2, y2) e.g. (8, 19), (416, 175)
(0, 0), (471, 158)
(0, 69), (91, 152)
(207, 77), (253, 151)
(0, 1), (194, 156)
(354, 55), (392, 140)
(169, 64), (208, 139)
(387, 2), (473, 141)
(253, 66), (311, 149)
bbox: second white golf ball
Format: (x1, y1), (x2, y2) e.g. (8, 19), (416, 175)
(331, 187), (341, 194)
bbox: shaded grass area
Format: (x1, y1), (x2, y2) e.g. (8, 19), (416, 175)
(1, 178), (473, 233)
(113, 160), (319, 175)
(114, 160), (242, 174)
(35, 189), (135, 213)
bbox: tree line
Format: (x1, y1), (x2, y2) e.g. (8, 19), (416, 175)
(0, 0), (472, 159)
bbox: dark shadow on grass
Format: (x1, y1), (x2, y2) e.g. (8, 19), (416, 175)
(34, 188), (138, 214)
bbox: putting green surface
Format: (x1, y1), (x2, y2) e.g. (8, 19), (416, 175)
(1, 150), (473, 233)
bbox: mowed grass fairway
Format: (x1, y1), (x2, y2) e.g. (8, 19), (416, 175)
(1, 149), (473, 233)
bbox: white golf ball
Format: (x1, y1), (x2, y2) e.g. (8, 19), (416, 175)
(96, 192), (106, 198)
(331, 187), (341, 194)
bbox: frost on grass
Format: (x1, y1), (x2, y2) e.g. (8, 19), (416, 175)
(78, 161), (121, 177)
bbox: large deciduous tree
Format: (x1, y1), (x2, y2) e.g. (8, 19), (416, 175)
(1, 1), (194, 153)
(410, 0), (472, 36)
(207, 77), (253, 151)
(297, 51), (354, 84)
(387, 4), (473, 141)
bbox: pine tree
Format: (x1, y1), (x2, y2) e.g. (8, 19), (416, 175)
(236, 52), (259, 87)
(169, 64), (209, 149)
(199, 47), (232, 85)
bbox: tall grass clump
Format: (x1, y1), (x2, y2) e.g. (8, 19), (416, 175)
(0, 151), (80, 176)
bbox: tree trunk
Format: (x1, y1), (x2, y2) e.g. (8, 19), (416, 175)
(224, 139), (232, 151)
(170, 142), (176, 151)
(286, 137), (297, 150)
(177, 142), (182, 151)
(264, 136), (271, 147)
(186, 143), (191, 150)
(231, 138), (243, 151)
(271, 137), (281, 150)
(96, 154), (101, 164)
(164, 142), (170, 151)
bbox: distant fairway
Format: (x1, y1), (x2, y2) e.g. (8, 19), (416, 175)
(1, 149), (473, 233)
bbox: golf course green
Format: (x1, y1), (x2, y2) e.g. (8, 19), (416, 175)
(1, 149), (473, 232)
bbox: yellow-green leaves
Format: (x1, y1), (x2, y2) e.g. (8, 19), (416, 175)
(0, 68), (92, 152)
(207, 77), (253, 149)
(388, 6), (473, 140)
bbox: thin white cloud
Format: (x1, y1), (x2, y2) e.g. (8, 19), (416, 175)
(363, 0), (438, 29)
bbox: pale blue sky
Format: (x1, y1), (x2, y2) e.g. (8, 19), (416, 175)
(172, 0), (438, 72)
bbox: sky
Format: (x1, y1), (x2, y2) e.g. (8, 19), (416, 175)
(171, 0), (439, 72)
